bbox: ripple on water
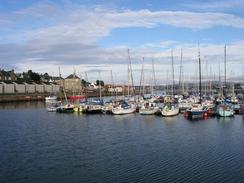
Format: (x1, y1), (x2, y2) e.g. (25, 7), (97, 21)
(1, 104), (244, 183)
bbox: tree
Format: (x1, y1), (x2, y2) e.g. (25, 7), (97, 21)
(81, 79), (90, 87)
(22, 70), (41, 82)
(31, 72), (40, 82)
(96, 80), (104, 86)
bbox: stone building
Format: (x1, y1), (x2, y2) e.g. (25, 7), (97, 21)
(64, 74), (81, 93)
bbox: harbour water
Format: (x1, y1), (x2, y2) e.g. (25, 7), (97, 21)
(1, 102), (244, 183)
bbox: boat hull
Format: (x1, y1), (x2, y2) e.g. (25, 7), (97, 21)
(186, 110), (208, 119)
(56, 108), (74, 113)
(112, 108), (135, 115)
(139, 108), (158, 115)
(161, 108), (179, 117)
(217, 105), (234, 117)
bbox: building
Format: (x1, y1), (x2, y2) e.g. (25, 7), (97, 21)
(53, 77), (64, 88)
(25, 82), (35, 93)
(108, 86), (123, 93)
(0, 82), (3, 94)
(44, 83), (53, 93)
(64, 74), (81, 93)
(2, 82), (15, 94)
(52, 84), (60, 93)
(13, 82), (26, 93)
(0, 70), (17, 81)
(35, 83), (44, 93)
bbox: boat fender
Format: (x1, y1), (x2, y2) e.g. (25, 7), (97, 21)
(184, 111), (188, 118)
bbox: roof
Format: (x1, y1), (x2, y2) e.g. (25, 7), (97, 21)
(51, 76), (64, 80)
(13, 81), (25, 84)
(65, 74), (80, 79)
(1, 81), (13, 84)
(0, 70), (11, 76)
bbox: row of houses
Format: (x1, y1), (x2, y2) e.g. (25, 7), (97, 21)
(0, 82), (60, 94)
(0, 70), (17, 81)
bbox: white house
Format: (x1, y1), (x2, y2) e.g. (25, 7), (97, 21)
(2, 82), (15, 94)
(25, 83), (35, 93)
(13, 82), (26, 93)
(35, 83), (44, 93)
(0, 82), (3, 94)
(44, 83), (52, 93)
(52, 84), (60, 93)
(108, 86), (123, 93)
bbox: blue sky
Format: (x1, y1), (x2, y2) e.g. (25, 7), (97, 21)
(0, 0), (244, 84)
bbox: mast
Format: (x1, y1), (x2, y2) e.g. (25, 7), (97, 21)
(166, 70), (169, 95)
(198, 44), (202, 104)
(209, 65), (213, 96)
(58, 66), (63, 102)
(127, 49), (135, 96)
(98, 71), (102, 100)
(224, 45), (227, 97)
(110, 70), (115, 98)
(224, 45), (227, 87)
(179, 48), (183, 94)
(72, 68), (75, 97)
(127, 62), (130, 98)
(205, 59), (208, 96)
(218, 60), (222, 97)
(171, 49), (175, 96)
(182, 69), (185, 93)
(139, 57), (145, 96)
(60, 67), (68, 103)
(151, 59), (156, 96)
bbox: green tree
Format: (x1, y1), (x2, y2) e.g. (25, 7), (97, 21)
(96, 80), (104, 86)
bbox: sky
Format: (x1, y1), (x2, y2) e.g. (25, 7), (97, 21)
(0, 0), (244, 84)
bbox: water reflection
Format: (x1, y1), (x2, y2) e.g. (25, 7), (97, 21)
(0, 101), (45, 110)
(216, 116), (235, 124)
(163, 116), (178, 124)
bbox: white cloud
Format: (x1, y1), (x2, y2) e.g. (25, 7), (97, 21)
(182, 0), (244, 11)
(1, 3), (244, 44)
(0, 2), (244, 84)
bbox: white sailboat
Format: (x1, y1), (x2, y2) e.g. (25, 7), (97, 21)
(162, 103), (179, 117)
(112, 101), (136, 115)
(161, 49), (179, 117)
(139, 58), (159, 115)
(186, 44), (209, 119)
(139, 102), (159, 115)
(217, 45), (234, 117)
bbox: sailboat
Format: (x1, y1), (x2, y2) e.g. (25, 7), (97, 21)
(112, 100), (136, 115)
(112, 49), (136, 115)
(217, 45), (234, 117)
(161, 50), (179, 117)
(185, 45), (208, 120)
(139, 101), (159, 115)
(139, 59), (159, 115)
(83, 98), (104, 114)
(56, 69), (74, 113)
